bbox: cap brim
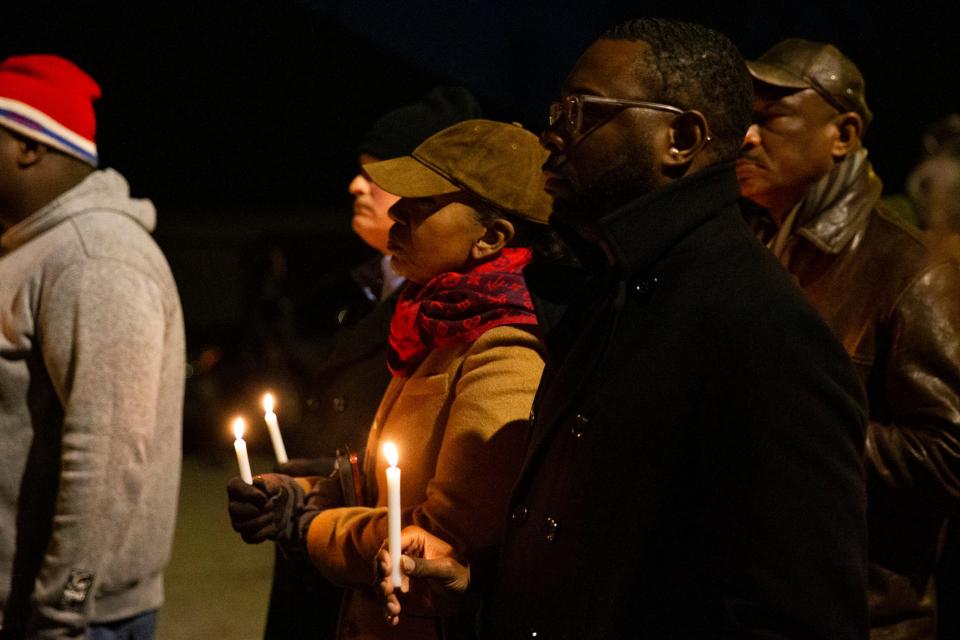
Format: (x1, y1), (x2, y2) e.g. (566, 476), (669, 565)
(363, 156), (460, 198)
(746, 61), (810, 90)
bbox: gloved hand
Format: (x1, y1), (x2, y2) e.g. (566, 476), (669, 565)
(226, 473), (304, 545)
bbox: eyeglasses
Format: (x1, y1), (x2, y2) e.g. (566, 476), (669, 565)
(548, 94), (685, 137)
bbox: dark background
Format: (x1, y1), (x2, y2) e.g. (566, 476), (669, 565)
(6, 5), (960, 635)
(4, 0), (959, 442)
(7, 1), (958, 211)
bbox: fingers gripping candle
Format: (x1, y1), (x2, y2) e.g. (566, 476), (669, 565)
(233, 417), (254, 484)
(262, 393), (288, 464)
(384, 442), (402, 588)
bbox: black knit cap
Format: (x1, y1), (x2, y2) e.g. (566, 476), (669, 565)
(357, 85), (483, 161)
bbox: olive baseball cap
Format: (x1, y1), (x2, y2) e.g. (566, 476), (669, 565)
(363, 119), (553, 224)
(748, 38), (872, 127)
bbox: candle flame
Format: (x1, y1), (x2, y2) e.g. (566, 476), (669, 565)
(383, 441), (398, 467)
(262, 393), (275, 414)
(232, 417), (246, 440)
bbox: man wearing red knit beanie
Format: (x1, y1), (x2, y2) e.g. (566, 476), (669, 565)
(0, 54), (185, 640)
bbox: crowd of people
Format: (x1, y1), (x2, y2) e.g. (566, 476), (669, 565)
(1, 15), (959, 640)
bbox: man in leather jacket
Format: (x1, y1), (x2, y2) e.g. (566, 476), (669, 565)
(737, 38), (960, 640)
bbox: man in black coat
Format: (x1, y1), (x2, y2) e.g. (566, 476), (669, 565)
(380, 19), (870, 639)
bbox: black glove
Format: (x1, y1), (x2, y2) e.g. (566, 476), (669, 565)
(227, 473), (304, 545)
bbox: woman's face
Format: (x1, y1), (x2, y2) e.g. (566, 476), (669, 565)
(386, 193), (487, 284)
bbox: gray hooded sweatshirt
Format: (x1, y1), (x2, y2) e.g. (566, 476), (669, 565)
(0, 169), (185, 638)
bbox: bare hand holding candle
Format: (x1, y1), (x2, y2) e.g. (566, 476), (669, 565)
(262, 393), (288, 464)
(384, 442), (402, 588)
(233, 417), (253, 484)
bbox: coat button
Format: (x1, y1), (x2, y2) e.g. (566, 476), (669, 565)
(332, 396), (347, 412)
(545, 516), (560, 542)
(633, 275), (659, 296)
(511, 505), (529, 523)
(570, 414), (589, 438)
(528, 629), (540, 638)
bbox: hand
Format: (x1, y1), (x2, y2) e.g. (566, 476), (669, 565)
(226, 473), (303, 544)
(375, 525), (471, 626)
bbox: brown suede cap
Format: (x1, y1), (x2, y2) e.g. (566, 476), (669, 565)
(748, 38), (872, 127)
(364, 119), (553, 224)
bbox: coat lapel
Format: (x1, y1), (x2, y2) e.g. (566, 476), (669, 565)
(362, 376), (407, 504)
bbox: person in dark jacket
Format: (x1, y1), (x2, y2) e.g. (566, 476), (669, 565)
(737, 39), (960, 640)
(377, 18), (870, 639)
(261, 86), (482, 640)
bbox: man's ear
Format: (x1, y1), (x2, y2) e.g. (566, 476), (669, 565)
(471, 218), (515, 260)
(15, 136), (47, 168)
(830, 112), (863, 160)
(664, 110), (710, 171)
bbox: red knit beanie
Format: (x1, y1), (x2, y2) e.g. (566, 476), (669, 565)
(0, 54), (100, 166)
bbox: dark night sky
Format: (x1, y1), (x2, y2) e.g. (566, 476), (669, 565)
(6, 0), (959, 210)
(4, 0), (959, 341)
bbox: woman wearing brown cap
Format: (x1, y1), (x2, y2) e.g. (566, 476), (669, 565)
(258, 86), (484, 640)
(229, 119), (553, 639)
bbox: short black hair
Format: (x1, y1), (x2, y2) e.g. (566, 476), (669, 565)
(603, 18), (753, 162)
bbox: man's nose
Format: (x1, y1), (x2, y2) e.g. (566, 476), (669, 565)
(741, 123), (761, 150)
(539, 127), (567, 155)
(349, 173), (370, 196)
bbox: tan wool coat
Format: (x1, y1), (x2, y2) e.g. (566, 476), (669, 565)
(305, 324), (545, 640)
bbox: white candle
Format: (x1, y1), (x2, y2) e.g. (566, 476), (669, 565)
(384, 441), (402, 588)
(262, 393), (288, 464)
(233, 417), (253, 485)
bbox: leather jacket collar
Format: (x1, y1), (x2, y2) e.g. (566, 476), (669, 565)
(793, 149), (883, 254)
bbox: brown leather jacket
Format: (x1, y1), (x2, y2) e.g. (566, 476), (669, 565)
(745, 154), (960, 640)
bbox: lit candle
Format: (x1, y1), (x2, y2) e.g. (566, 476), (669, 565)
(262, 393), (288, 464)
(384, 442), (402, 587)
(233, 417), (253, 485)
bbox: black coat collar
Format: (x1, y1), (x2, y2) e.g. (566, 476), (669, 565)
(592, 161), (741, 277)
(525, 162), (740, 326)
(524, 162), (740, 359)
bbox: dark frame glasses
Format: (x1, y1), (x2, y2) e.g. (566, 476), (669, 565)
(548, 94), (685, 137)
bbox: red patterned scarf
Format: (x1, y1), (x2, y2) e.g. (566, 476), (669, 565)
(387, 248), (538, 377)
